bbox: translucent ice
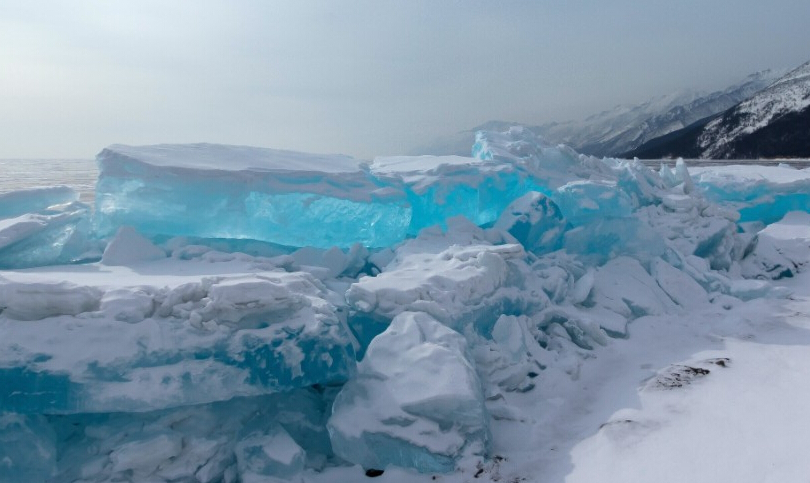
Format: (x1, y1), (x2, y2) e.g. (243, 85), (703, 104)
(690, 164), (810, 225)
(371, 155), (538, 234)
(94, 143), (410, 248)
(0, 413), (57, 482)
(0, 201), (95, 269)
(0, 186), (77, 219)
(493, 191), (566, 255)
(555, 179), (634, 225)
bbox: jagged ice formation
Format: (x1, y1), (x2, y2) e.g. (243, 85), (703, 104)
(1, 127), (809, 482)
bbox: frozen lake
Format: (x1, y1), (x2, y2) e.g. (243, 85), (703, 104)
(0, 158), (97, 203)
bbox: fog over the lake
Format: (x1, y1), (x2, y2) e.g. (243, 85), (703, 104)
(2, 0), (809, 159)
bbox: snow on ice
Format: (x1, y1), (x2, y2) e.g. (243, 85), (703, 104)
(2, 126), (810, 482)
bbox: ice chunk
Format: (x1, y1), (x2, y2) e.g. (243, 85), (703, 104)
(563, 218), (667, 264)
(0, 201), (95, 269)
(740, 211), (810, 279)
(650, 257), (710, 307)
(554, 179), (634, 225)
(591, 256), (676, 320)
(101, 226), (166, 265)
(472, 126), (612, 191)
(727, 279), (791, 300)
(99, 287), (158, 323)
(635, 199), (741, 271)
(691, 164), (810, 225)
(474, 314), (539, 391)
(94, 143), (410, 248)
(235, 425), (305, 482)
(569, 269), (595, 305)
(328, 312), (488, 473)
(346, 234), (537, 349)
(494, 191), (566, 254)
(0, 186), (78, 219)
(0, 268), (355, 413)
(371, 154), (538, 234)
(675, 158), (695, 194)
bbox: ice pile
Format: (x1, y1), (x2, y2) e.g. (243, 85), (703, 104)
(691, 164), (810, 225)
(0, 187), (97, 269)
(2, 127), (810, 482)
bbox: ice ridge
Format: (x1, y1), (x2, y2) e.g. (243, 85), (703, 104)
(1, 128), (810, 481)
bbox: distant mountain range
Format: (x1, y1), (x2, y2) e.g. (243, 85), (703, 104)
(625, 60), (810, 159)
(412, 67), (795, 159)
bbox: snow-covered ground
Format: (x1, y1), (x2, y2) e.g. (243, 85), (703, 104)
(2, 128), (810, 483)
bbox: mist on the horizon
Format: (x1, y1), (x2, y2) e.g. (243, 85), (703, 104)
(1, 0), (809, 159)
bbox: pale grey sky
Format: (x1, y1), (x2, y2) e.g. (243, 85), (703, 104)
(1, 0), (809, 159)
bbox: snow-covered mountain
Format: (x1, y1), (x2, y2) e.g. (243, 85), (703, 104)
(410, 70), (780, 157)
(627, 60), (810, 159)
(578, 70), (779, 156)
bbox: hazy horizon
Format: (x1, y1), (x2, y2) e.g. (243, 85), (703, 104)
(2, 0), (809, 160)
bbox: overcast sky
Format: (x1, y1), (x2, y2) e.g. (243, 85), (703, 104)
(2, 0), (809, 159)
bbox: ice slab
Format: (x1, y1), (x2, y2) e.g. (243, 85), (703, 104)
(0, 261), (355, 414)
(371, 155), (539, 234)
(101, 226), (167, 265)
(562, 217), (667, 265)
(0, 389), (333, 483)
(741, 211), (810, 279)
(555, 179), (633, 225)
(591, 256), (677, 321)
(328, 312), (488, 473)
(346, 219), (540, 349)
(0, 186), (78, 219)
(493, 191), (566, 255)
(690, 164), (810, 225)
(0, 201), (96, 269)
(235, 425), (305, 482)
(94, 143), (410, 248)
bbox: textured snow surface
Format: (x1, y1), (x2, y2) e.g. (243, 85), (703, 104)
(3, 128), (810, 482)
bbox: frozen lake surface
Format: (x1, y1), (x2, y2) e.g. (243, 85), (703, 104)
(0, 158), (97, 203)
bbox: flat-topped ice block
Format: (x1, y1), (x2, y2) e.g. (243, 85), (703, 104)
(94, 143), (410, 248)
